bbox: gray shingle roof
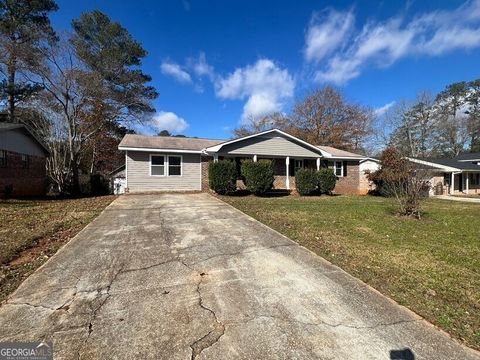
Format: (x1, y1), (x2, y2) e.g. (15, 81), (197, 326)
(119, 134), (224, 151)
(315, 145), (365, 158)
(417, 157), (480, 171)
(456, 152), (480, 161)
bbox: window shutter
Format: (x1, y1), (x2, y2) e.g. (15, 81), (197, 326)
(343, 161), (348, 177)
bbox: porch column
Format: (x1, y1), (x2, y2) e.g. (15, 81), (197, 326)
(286, 156), (290, 190)
(213, 154), (218, 162)
(253, 154), (258, 162)
(450, 172), (454, 194)
(466, 172), (469, 194)
(316, 158), (320, 171)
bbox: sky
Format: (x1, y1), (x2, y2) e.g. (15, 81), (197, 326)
(52, 0), (480, 139)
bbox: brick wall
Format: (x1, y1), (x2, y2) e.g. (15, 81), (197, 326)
(333, 160), (361, 195)
(0, 150), (47, 196)
(201, 156), (212, 191)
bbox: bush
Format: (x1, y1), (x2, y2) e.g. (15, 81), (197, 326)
(208, 160), (237, 195)
(90, 174), (110, 195)
(295, 168), (319, 195)
(241, 159), (274, 195)
(2, 184), (13, 199)
(318, 168), (337, 194)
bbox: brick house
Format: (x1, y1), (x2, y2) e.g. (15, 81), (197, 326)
(0, 122), (50, 197)
(118, 128), (376, 194)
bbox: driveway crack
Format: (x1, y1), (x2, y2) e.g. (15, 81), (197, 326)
(190, 272), (225, 360)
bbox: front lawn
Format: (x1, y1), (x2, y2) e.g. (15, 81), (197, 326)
(0, 195), (116, 303)
(220, 195), (480, 350)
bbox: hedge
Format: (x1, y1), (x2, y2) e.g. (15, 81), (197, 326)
(208, 160), (237, 194)
(295, 168), (319, 195)
(318, 168), (337, 194)
(240, 159), (274, 195)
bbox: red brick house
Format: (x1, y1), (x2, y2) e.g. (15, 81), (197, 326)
(0, 123), (50, 197)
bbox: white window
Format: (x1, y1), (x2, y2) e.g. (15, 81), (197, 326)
(21, 154), (29, 168)
(168, 155), (182, 176)
(150, 155), (182, 176)
(294, 159), (303, 172)
(334, 161), (344, 177)
(151, 155), (165, 176)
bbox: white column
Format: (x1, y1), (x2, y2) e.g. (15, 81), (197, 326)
(253, 154), (257, 162)
(125, 150), (128, 190)
(450, 172), (454, 194)
(286, 156), (290, 190)
(316, 158), (320, 171)
(213, 153), (218, 162)
(466, 173), (469, 194)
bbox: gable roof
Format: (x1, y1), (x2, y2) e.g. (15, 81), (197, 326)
(408, 157), (480, 172)
(315, 145), (365, 159)
(119, 134), (223, 153)
(0, 122), (50, 155)
(456, 152), (480, 161)
(204, 128), (331, 157)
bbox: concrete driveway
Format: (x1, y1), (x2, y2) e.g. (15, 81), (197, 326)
(0, 193), (478, 360)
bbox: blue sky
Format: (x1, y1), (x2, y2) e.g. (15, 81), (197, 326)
(52, 0), (480, 139)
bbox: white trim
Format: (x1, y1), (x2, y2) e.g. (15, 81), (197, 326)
(316, 157), (320, 170)
(286, 156), (290, 190)
(359, 157), (380, 163)
(125, 150), (128, 189)
(253, 154), (258, 162)
(119, 146), (202, 154)
(149, 154), (183, 177)
(407, 157), (460, 172)
(204, 128), (331, 157)
(334, 160), (344, 177)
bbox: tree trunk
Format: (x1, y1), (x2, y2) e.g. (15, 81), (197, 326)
(7, 54), (16, 123)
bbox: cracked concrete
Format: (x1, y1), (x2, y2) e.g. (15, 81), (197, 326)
(0, 193), (479, 359)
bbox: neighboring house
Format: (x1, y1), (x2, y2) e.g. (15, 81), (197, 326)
(359, 158), (381, 193)
(409, 153), (480, 195)
(109, 165), (126, 194)
(0, 122), (50, 196)
(118, 129), (376, 195)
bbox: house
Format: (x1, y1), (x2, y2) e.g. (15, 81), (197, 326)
(0, 122), (50, 196)
(118, 128), (376, 195)
(408, 153), (480, 195)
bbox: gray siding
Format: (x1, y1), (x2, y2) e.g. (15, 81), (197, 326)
(220, 134), (321, 158)
(126, 151), (201, 192)
(0, 129), (45, 157)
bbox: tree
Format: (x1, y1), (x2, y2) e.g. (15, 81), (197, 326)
(389, 93), (434, 157)
(158, 130), (171, 136)
(465, 79), (480, 152)
(0, 0), (58, 121)
(432, 82), (469, 156)
(368, 148), (431, 219)
(233, 112), (290, 138)
(290, 87), (373, 152)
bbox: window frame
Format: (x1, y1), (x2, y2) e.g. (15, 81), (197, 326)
(167, 155), (182, 177)
(149, 154), (183, 177)
(21, 154), (29, 169)
(150, 154), (166, 177)
(0, 150), (6, 167)
(334, 161), (344, 177)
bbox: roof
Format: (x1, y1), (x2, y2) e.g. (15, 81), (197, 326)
(119, 128), (367, 159)
(456, 152), (480, 161)
(119, 134), (223, 152)
(0, 122), (50, 155)
(315, 145), (365, 159)
(409, 157), (480, 172)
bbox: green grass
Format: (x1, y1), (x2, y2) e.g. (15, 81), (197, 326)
(221, 194), (480, 350)
(0, 195), (116, 303)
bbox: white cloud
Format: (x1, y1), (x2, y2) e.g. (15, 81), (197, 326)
(374, 101), (396, 117)
(304, 9), (354, 63)
(151, 111), (189, 133)
(215, 59), (295, 122)
(192, 52), (215, 80)
(311, 0), (480, 84)
(160, 61), (192, 84)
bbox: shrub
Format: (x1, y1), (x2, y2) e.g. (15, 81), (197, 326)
(208, 160), (237, 195)
(295, 168), (318, 195)
(2, 184), (13, 199)
(90, 174), (110, 195)
(241, 159), (274, 195)
(318, 168), (337, 194)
